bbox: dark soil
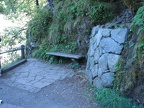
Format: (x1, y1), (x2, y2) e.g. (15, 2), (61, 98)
(39, 72), (98, 108)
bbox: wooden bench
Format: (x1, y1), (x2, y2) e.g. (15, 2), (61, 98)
(46, 52), (85, 62)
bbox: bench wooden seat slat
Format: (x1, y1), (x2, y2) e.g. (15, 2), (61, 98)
(46, 52), (84, 59)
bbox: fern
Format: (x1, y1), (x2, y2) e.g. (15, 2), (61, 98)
(131, 6), (144, 34)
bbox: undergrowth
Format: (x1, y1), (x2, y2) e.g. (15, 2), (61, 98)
(113, 5), (144, 93)
(95, 88), (144, 108)
(28, 0), (121, 62)
(131, 5), (144, 60)
(131, 5), (144, 35)
(111, 5), (144, 106)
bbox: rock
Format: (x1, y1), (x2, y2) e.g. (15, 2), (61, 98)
(108, 54), (120, 72)
(94, 29), (103, 46)
(101, 72), (114, 87)
(92, 42), (98, 51)
(89, 57), (95, 70)
(86, 57), (95, 84)
(94, 48), (102, 63)
(86, 27), (127, 89)
(91, 26), (100, 37)
(98, 53), (109, 77)
(98, 68), (108, 77)
(85, 70), (93, 84)
(93, 77), (103, 89)
(111, 28), (128, 44)
(100, 38), (123, 54)
(89, 38), (94, 45)
(102, 29), (111, 37)
(91, 64), (98, 77)
(86, 57), (90, 71)
(98, 53), (108, 71)
(89, 46), (95, 57)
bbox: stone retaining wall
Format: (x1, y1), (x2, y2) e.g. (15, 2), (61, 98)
(86, 26), (128, 88)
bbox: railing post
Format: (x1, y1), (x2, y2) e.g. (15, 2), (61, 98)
(21, 45), (25, 59)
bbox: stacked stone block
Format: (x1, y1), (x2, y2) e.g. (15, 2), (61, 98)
(86, 26), (128, 88)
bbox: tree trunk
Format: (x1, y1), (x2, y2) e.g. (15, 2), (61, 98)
(36, 0), (39, 6)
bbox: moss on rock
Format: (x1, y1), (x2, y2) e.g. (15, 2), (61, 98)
(114, 6), (144, 104)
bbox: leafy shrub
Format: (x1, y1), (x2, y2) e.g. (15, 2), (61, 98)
(131, 6), (144, 34)
(27, 8), (52, 41)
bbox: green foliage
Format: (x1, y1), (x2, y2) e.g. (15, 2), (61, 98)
(137, 38), (144, 59)
(27, 8), (52, 41)
(31, 41), (50, 60)
(53, 0), (118, 26)
(28, 0), (119, 62)
(1, 27), (26, 48)
(3, 0), (46, 16)
(112, 6), (144, 104)
(95, 88), (143, 108)
(89, 1), (116, 24)
(131, 6), (144, 35)
(130, 6), (144, 64)
(113, 58), (125, 91)
(113, 5), (144, 93)
(136, 31), (144, 69)
(0, 1), (4, 12)
(0, 18), (26, 67)
(0, 0), (47, 66)
(68, 62), (80, 69)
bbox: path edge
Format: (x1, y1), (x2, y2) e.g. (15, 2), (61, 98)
(1, 59), (27, 73)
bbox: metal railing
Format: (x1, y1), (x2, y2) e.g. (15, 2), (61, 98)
(0, 45), (26, 76)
